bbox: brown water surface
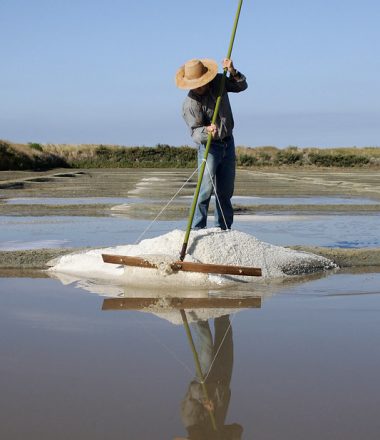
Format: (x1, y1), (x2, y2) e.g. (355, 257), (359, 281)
(1, 272), (380, 439)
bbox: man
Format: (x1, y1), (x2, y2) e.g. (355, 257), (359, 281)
(175, 315), (243, 440)
(175, 58), (248, 230)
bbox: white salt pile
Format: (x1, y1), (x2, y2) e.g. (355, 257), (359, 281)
(48, 228), (336, 288)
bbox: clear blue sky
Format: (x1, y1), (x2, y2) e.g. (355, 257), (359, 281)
(1, 0), (379, 147)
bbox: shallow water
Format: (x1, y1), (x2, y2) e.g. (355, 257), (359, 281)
(0, 272), (379, 439)
(199, 195), (377, 205)
(3, 195), (377, 205)
(4, 197), (147, 205)
(0, 216), (178, 250)
(2, 170), (379, 438)
(235, 214), (380, 248)
(0, 212), (379, 250)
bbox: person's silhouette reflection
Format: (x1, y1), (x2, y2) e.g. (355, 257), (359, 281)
(179, 314), (243, 440)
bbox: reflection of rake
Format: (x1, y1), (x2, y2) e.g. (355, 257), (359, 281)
(102, 1), (259, 278)
(102, 296), (261, 310)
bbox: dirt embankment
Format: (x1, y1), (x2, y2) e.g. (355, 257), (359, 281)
(0, 248), (88, 269)
(289, 246), (380, 269)
(0, 247), (379, 275)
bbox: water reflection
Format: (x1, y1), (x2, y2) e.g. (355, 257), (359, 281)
(102, 294), (261, 440)
(178, 311), (242, 440)
(50, 265), (333, 304)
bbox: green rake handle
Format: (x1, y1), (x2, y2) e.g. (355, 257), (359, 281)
(180, 0), (244, 261)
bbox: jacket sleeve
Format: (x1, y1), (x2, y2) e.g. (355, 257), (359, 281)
(182, 97), (209, 145)
(181, 382), (208, 428)
(225, 71), (248, 93)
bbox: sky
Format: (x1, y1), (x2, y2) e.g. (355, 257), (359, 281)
(1, 0), (379, 148)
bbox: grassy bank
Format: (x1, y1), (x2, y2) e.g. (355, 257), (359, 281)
(1, 140), (379, 170)
(0, 141), (68, 170)
(236, 145), (380, 167)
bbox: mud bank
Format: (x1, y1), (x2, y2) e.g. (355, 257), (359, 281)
(0, 246), (379, 272)
(289, 246), (380, 269)
(0, 248), (89, 269)
(0, 203), (113, 217)
(1, 203), (378, 220)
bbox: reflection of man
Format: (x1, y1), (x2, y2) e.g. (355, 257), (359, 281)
(176, 315), (243, 440)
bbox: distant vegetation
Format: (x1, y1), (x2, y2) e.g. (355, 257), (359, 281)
(1, 140), (379, 171)
(0, 141), (67, 170)
(235, 146), (380, 168)
(62, 144), (197, 168)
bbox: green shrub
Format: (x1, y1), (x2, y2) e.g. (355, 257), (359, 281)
(238, 154), (257, 166)
(309, 152), (370, 167)
(28, 142), (43, 151)
(275, 149), (303, 165)
(256, 151), (272, 165)
(68, 145), (197, 168)
(95, 145), (111, 157)
(259, 152), (271, 161)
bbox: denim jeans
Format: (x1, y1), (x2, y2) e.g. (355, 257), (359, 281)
(193, 316), (233, 385)
(193, 136), (236, 230)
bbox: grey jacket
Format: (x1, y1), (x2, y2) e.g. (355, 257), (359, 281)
(182, 72), (248, 145)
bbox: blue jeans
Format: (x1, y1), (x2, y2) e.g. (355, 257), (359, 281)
(192, 316), (233, 384)
(193, 136), (236, 230)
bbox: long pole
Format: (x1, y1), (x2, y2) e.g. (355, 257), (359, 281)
(179, 0), (243, 261)
(180, 309), (217, 431)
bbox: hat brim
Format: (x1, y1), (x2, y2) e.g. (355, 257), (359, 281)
(175, 58), (218, 90)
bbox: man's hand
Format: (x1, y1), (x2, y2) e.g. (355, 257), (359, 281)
(206, 123), (218, 138)
(222, 58), (238, 76)
(202, 398), (215, 412)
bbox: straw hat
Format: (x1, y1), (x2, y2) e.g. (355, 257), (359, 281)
(175, 58), (218, 90)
